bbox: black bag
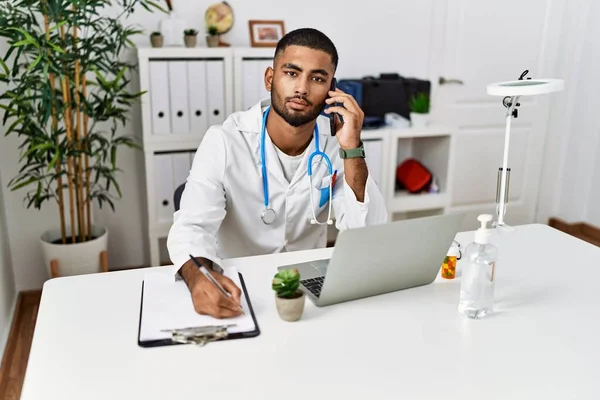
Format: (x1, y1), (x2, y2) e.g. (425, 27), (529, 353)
(339, 74), (431, 121)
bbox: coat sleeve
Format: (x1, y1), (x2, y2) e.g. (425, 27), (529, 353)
(331, 166), (388, 231)
(166, 126), (227, 271)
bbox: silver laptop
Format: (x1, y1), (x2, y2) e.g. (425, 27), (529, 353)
(277, 213), (465, 306)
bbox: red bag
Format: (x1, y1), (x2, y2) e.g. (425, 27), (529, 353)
(396, 158), (432, 193)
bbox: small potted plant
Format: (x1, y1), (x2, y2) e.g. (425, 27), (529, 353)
(150, 31), (163, 47)
(184, 29), (198, 48)
(206, 24), (220, 47)
(272, 269), (305, 322)
(409, 92), (430, 128)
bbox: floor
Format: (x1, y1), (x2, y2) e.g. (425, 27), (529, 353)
(0, 220), (598, 398)
(0, 291), (41, 400)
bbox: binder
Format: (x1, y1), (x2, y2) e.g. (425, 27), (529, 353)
(257, 59), (272, 102)
(168, 61), (191, 134)
(242, 60), (259, 110)
(187, 60), (208, 137)
(153, 153), (174, 223)
(137, 266), (260, 347)
(206, 60), (225, 126)
(172, 152), (191, 191)
(149, 61), (171, 135)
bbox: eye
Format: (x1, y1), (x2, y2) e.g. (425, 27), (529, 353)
(285, 71), (297, 77)
(313, 77), (325, 83)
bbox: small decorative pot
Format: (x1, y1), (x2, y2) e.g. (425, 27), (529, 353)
(206, 35), (219, 48)
(275, 292), (306, 322)
(150, 35), (164, 48)
(410, 112), (429, 128)
(184, 35), (197, 48)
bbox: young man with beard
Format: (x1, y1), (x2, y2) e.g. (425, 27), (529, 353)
(167, 27), (388, 318)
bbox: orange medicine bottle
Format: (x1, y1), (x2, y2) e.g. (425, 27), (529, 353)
(441, 241), (461, 279)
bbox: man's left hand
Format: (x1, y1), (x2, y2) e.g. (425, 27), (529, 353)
(324, 88), (364, 149)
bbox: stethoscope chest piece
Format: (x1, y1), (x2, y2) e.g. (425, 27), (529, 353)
(261, 208), (276, 225)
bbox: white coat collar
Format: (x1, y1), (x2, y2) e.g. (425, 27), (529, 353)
(232, 98), (335, 188)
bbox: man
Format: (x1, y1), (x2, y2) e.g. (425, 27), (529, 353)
(167, 28), (388, 319)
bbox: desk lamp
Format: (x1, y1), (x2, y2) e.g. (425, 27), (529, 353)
(486, 70), (563, 230)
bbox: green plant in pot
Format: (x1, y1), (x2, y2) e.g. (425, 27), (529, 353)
(206, 24), (220, 48)
(183, 28), (198, 48)
(0, 0), (162, 278)
(409, 92), (430, 128)
(150, 31), (164, 48)
(272, 268), (305, 322)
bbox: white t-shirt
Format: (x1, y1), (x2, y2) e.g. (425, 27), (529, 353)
(272, 143), (306, 183)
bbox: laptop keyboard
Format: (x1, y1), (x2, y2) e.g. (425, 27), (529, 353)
(300, 276), (324, 298)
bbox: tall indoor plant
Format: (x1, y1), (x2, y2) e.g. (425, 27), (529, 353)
(0, 0), (163, 277)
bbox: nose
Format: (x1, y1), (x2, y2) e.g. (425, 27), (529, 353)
(294, 76), (309, 96)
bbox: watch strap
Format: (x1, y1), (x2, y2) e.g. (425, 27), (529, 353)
(339, 141), (365, 159)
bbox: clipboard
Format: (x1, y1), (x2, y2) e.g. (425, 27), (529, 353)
(137, 267), (260, 348)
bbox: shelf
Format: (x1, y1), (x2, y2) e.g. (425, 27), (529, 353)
(362, 125), (452, 140)
(138, 46), (233, 59)
(143, 134), (203, 153)
(388, 190), (450, 213)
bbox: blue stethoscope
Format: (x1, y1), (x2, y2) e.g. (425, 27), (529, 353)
(260, 106), (334, 225)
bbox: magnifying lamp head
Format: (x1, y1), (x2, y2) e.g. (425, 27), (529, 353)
(487, 78), (564, 97)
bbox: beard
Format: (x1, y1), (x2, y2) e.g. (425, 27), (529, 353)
(270, 83), (326, 127)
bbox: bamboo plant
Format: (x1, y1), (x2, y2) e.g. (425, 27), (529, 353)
(0, 0), (164, 244)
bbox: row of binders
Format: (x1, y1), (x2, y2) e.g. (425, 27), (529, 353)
(149, 60), (227, 136)
(148, 59), (277, 137)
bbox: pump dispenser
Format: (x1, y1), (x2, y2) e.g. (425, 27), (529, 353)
(458, 214), (498, 319)
(474, 214), (493, 244)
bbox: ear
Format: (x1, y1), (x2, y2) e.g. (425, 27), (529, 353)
(264, 66), (273, 92)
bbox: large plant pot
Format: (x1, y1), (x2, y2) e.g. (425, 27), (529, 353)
(40, 225), (108, 278)
(275, 292), (305, 322)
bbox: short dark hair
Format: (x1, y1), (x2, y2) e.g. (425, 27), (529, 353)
(274, 28), (338, 71)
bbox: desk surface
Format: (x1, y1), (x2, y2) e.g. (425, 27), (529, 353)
(20, 224), (600, 399)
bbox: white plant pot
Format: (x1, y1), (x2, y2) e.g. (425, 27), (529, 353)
(40, 225), (108, 278)
(275, 292), (306, 322)
(410, 112), (429, 128)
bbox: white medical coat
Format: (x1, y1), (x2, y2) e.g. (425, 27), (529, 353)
(167, 99), (388, 270)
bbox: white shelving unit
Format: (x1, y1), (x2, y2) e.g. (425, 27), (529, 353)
(137, 46), (454, 266)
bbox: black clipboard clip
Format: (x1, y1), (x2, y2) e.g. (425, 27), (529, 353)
(162, 324), (236, 346)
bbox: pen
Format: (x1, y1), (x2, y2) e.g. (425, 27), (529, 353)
(188, 255), (244, 314)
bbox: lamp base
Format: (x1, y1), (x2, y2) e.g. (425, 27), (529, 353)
(492, 221), (515, 232)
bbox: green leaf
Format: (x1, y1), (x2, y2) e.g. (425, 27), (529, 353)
(10, 177), (38, 191)
(27, 54), (42, 72)
(0, 58), (9, 76)
(48, 150), (60, 172)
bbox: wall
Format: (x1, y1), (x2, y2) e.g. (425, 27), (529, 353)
(0, 0), (437, 290)
(0, 172), (17, 359)
(537, 0), (600, 226)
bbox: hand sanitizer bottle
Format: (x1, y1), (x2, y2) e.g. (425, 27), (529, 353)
(458, 214), (498, 319)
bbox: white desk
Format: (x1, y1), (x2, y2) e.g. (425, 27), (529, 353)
(20, 224), (600, 399)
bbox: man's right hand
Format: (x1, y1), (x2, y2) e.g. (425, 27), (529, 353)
(179, 258), (243, 319)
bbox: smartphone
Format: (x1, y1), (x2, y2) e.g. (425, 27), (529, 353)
(329, 77), (337, 136)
